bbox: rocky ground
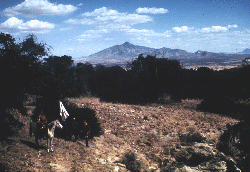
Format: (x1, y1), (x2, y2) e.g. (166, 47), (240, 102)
(0, 97), (240, 171)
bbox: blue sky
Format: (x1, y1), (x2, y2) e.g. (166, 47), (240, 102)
(0, 0), (249, 58)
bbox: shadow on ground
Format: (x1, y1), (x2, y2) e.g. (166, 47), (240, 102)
(20, 140), (46, 150)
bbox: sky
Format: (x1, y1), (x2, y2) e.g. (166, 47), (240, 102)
(0, 0), (250, 59)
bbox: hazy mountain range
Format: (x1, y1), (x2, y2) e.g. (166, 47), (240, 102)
(74, 42), (250, 67)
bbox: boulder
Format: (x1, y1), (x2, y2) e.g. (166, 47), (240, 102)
(198, 161), (227, 172)
(172, 143), (216, 166)
(173, 165), (197, 172)
(179, 132), (206, 144)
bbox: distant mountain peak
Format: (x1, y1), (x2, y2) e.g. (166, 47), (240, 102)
(75, 43), (248, 68)
(195, 50), (208, 56)
(122, 41), (131, 45)
(240, 48), (250, 54)
(120, 41), (135, 48)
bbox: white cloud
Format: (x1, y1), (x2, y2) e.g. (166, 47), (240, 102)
(65, 18), (95, 25)
(77, 3), (83, 7)
(170, 25), (238, 34)
(85, 29), (109, 34)
(136, 7), (168, 14)
(83, 7), (120, 17)
(65, 7), (153, 34)
(127, 28), (170, 37)
(172, 26), (189, 33)
(0, 17), (54, 33)
(201, 26), (228, 33)
(67, 7), (153, 31)
(77, 33), (103, 42)
(227, 24), (238, 29)
(77, 29), (110, 42)
(0, 17), (23, 29)
(3, 0), (78, 17)
(105, 37), (115, 41)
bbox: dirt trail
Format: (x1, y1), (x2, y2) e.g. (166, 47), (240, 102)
(0, 97), (238, 171)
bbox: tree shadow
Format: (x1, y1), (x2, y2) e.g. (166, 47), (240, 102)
(20, 140), (46, 150)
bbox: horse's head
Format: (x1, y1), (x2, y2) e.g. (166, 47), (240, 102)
(55, 120), (63, 129)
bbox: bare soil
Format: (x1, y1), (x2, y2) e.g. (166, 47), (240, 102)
(0, 97), (238, 171)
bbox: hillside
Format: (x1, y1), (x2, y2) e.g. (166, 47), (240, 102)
(0, 97), (240, 171)
(74, 42), (249, 69)
(238, 48), (250, 54)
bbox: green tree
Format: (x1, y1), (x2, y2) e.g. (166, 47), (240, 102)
(43, 55), (75, 97)
(75, 62), (94, 95)
(0, 33), (50, 139)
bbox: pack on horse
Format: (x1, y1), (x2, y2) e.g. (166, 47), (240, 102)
(30, 111), (63, 152)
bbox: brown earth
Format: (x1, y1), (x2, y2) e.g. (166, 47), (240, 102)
(0, 97), (239, 171)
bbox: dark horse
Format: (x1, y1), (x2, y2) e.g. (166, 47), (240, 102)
(30, 119), (63, 152)
(64, 117), (80, 141)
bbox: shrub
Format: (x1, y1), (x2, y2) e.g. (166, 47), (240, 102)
(58, 100), (102, 140)
(0, 109), (24, 141)
(218, 121), (250, 171)
(179, 131), (206, 144)
(197, 96), (235, 115)
(122, 151), (142, 172)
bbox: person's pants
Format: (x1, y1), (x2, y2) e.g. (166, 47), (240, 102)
(85, 138), (89, 147)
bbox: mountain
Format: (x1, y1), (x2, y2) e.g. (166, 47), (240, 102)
(238, 48), (250, 54)
(75, 42), (249, 67)
(75, 42), (191, 65)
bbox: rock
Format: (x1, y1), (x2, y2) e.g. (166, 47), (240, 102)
(161, 157), (177, 167)
(169, 142), (238, 171)
(198, 161), (227, 172)
(172, 143), (216, 166)
(218, 151), (241, 171)
(193, 143), (216, 156)
(173, 165), (198, 172)
(174, 149), (191, 164)
(179, 132), (206, 144)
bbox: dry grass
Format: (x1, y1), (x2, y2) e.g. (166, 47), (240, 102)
(0, 97), (238, 171)
(184, 64), (240, 71)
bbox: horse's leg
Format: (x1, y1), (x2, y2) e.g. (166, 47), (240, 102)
(50, 138), (54, 152)
(29, 123), (32, 138)
(35, 134), (39, 148)
(47, 137), (50, 152)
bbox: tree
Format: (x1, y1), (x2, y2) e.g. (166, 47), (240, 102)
(43, 55), (75, 97)
(75, 62), (94, 95)
(0, 33), (50, 139)
(1, 32), (26, 112)
(130, 55), (182, 102)
(20, 34), (50, 62)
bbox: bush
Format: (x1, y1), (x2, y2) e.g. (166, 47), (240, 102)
(197, 96), (235, 115)
(179, 132), (206, 144)
(58, 100), (102, 140)
(218, 121), (250, 172)
(0, 109), (24, 141)
(122, 151), (142, 172)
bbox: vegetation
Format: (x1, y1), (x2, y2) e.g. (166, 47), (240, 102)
(0, 33), (50, 140)
(1, 32), (250, 170)
(57, 100), (102, 140)
(122, 151), (142, 172)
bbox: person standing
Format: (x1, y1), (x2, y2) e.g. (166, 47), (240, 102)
(83, 120), (90, 147)
(37, 110), (47, 139)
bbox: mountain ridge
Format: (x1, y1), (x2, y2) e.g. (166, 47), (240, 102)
(238, 48), (250, 54)
(74, 42), (250, 67)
